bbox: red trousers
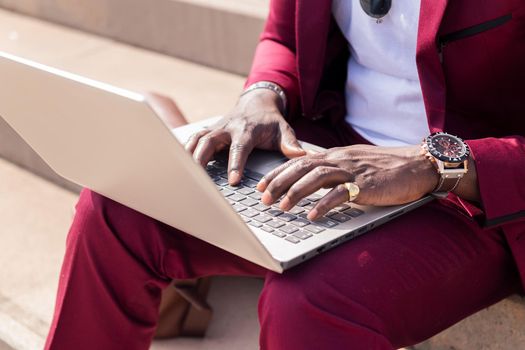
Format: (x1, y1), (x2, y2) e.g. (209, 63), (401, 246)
(45, 119), (521, 350)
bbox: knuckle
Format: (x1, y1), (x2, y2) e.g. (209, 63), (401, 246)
(286, 186), (301, 201)
(197, 135), (212, 144)
(230, 142), (248, 153)
(266, 180), (283, 196)
(315, 201), (329, 213)
(299, 159), (314, 171)
(314, 166), (332, 178)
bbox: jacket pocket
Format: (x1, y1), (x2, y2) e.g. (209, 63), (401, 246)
(438, 14), (513, 63)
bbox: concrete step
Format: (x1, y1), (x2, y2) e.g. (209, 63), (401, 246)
(0, 8), (245, 191)
(0, 157), (262, 350)
(0, 0), (268, 75)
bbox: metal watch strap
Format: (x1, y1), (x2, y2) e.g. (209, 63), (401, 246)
(241, 81), (287, 115)
(421, 139), (468, 194)
(434, 176), (462, 193)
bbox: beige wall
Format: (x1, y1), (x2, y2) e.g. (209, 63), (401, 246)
(0, 0), (268, 75)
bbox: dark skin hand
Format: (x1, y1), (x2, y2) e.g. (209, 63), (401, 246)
(187, 90), (481, 221)
(257, 146), (480, 220)
(185, 89), (306, 184)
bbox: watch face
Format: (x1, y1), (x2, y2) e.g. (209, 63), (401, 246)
(426, 132), (470, 163)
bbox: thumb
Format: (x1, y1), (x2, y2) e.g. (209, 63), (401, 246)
(279, 124), (307, 159)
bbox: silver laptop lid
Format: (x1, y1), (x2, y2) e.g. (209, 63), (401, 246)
(0, 51), (283, 272)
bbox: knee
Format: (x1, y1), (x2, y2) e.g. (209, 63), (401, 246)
(259, 268), (393, 349)
(259, 271), (339, 327)
(68, 189), (122, 247)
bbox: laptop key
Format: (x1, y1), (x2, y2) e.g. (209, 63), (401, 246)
(304, 204), (316, 211)
(344, 208), (365, 217)
(329, 213), (352, 223)
(241, 179), (259, 188)
(242, 217), (251, 223)
(293, 231), (313, 240)
(241, 209), (260, 218)
(267, 209), (284, 217)
(249, 192), (263, 200)
(285, 236), (301, 244)
(304, 225), (325, 234)
(289, 206), (305, 215)
(225, 185), (241, 191)
(313, 217), (338, 228)
(296, 199), (311, 207)
(248, 221), (263, 228)
(240, 198), (259, 207)
(291, 218), (310, 227)
(260, 226), (274, 233)
(272, 231), (287, 238)
(214, 178), (229, 186)
(278, 213), (296, 222)
(234, 205), (247, 213)
(237, 187), (254, 196)
(229, 194), (246, 202)
(335, 204), (351, 212)
(306, 194), (322, 202)
(267, 220), (285, 229)
(279, 225), (298, 234)
(253, 215), (272, 223)
(221, 189), (235, 197)
(253, 204), (270, 212)
(326, 210), (339, 217)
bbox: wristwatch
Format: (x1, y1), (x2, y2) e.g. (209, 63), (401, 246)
(421, 132), (470, 193)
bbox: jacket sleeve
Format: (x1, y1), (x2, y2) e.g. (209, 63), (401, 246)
(245, 0), (301, 118)
(465, 136), (525, 227)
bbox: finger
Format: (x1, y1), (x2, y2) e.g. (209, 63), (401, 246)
(257, 153), (318, 193)
(227, 134), (254, 185)
(193, 130), (230, 167)
(279, 123), (307, 159)
(280, 167), (351, 211)
(185, 129), (210, 153)
(308, 184), (350, 221)
(261, 159), (327, 205)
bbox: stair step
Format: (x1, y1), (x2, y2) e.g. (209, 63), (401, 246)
(0, 0), (268, 75)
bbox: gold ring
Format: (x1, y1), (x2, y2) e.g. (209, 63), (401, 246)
(344, 182), (360, 202)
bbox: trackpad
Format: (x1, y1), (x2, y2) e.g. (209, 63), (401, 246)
(216, 149), (288, 176)
(245, 150), (288, 175)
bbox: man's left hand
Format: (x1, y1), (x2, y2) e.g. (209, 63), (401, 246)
(257, 145), (439, 220)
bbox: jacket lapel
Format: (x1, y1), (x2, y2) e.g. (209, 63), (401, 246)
(296, 0), (333, 116)
(417, 0), (449, 132)
(297, 0), (449, 129)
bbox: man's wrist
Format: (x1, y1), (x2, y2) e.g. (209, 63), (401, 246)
(242, 81), (287, 115)
(415, 147), (441, 194)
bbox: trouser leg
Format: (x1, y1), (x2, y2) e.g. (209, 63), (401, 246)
(45, 189), (266, 350)
(258, 201), (520, 350)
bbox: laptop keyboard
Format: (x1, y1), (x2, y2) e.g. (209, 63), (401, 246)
(206, 159), (365, 244)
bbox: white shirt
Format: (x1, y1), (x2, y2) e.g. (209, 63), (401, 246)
(332, 0), (430, 146)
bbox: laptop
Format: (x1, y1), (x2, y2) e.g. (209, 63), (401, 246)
(0, 52), (433, 273)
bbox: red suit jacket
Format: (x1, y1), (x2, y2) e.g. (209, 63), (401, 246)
(246, 0), (525, 287)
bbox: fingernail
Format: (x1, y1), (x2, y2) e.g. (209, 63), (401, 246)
(279, 197), (291, 211)
(261, 191), (272, 205)
(308, 209), (318, 221)
(229, 170), (241, 184)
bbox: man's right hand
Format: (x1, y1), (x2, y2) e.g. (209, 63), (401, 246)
(185, 89), (306, 185)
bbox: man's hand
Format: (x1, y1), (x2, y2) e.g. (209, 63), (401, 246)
(185, 89), (306, 184)
(257, 145), (440, 220)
